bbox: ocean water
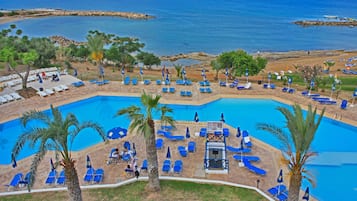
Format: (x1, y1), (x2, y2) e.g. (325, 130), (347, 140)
(1, 0), (357, 56)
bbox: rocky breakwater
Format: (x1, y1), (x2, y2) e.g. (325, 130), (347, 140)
(2, 9), (154, 20)
(49, 35), (85, 46)
(294, 20), (357, 27)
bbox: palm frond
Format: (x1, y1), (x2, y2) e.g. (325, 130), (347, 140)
(256, 123), (291, 150)
(20, 109), (50, 127)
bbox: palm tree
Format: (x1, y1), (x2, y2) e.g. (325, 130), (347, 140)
(116, 92), (175, 192)
(11, 105), (106, 201)
(87, 33), (105, 77)
(257, 104), (325, 201)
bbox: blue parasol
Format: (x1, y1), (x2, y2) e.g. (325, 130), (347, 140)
(86, 155), (92, 169)
(194, 112), (199, 122)
(220, 113), (225, 123)
(139, 67), (144, 82)
(38, 74), (43, 84)
(288, 77), (292, 89)
(166, 146), (171, 159)
(302, 187), (310, 201)
(201, 68), (206, 81)
(186, 127), (190, 139)
(236, 127), (241, 138)
(225, 68), (229, 83)
(277, 169), (283, 183)
(121, 67), (125, 81)
(11, 153), (17, 168)
(245, 68), (249, 83)
(162, 67), (166, 80)
(50, 158), (55, 171)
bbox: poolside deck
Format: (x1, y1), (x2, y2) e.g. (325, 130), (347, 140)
(1, 78), (355, 200)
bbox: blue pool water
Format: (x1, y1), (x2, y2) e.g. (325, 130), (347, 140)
(0, 96), (357, 200)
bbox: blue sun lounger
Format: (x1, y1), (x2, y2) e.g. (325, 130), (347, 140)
(20, 172), (31, 186)
(226, 146), (251, 153)
(84, 168), (95, 183)
(93, 168), (104, 183)
(162, 159), (171, 173)
(242, 130), (252, 147)
(141, 159), (148, 171)
(163, 132), (185, 141)
(243, 158), (266, 176)
(341, 99), (348, 109)
(178, 146), (187, 157)
(156, 138), (164, 149)
(45, 169), (57, 185)
(188, 141), (196, 152)
(233, 155), (260, 162)
(268, 184), (287, 197)
(6, 173), (23, 191)
(173, 160), (183, 174)
(57, 170), (66, 185)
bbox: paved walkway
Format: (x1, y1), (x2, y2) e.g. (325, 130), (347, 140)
(1, 78), (355, 200)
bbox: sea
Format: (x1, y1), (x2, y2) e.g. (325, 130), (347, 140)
(1, 0), (357, 58)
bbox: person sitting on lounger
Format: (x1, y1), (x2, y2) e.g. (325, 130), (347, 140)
(111, 148), (119, 159)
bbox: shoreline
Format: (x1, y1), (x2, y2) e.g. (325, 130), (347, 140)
(0, 9), (154, 25)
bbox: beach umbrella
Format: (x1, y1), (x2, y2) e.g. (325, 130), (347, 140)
(86, 155), (92, 169)
(277, 169), (283, 183)
(308, 79), (315, 95)
(74, 68), (78, 77)
(236, 127), (241, 138)
(139, 67), (144, 82)
(186, 127), (190, 139)
(245, 68), (249, 83)
(50, 158), (55, 171)
(220, 113), (225, 123)
(162, 67), (166, 80)
(11, 153), (17, 168)
(288, 77), (292, 89)
(201, 68), (206, 81)
(37, 74), (43, 84)
(302, 187), (310, 201)
(121, 67), (125, 81)
(268, 72), (272, 86)
(330, 81), (336, 99)
(194, 112), (199, 122)
(166, 146), (171, 159)
(99, 65), (105, 81)
(225, 68), (229, 83)
(352, 88), (357, 106)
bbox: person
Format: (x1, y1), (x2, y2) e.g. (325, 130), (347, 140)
(111, 148), (119, 159)
(41, 72), (46, 79)
(134, 166), (140, 179)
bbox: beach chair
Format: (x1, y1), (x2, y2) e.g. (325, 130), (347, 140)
(162, 159), (171, 173)
(162, 87), (168, 93)
(188, 141), (196, 152)
(20, 172), (31, 187)
(173, 160), (183, 174)
(144, 79), (151, 85)
(268, 184), (287, 197)
(124, 76), (131, 85)
(6, 173), (23, 191)
(0, 96), (8, 104)
(83, 168), (95, 183)
(93, 168), (104, 183)
(223, 128), (230, 137)
(107, 148), (120, 165)
(199, 128), (207, 137)
(341, 99), (348, 109)
(56, 170), (66, 185)
(10, 92), (22, 100)
(53, 86), (64, 93)
(169, 87), (176, 93)
(59, 84), (69, 90)
(141, 159), (148, 172)
(178, 146), (188, 157)
(156, 80), (162, 85)
(45, 169), (57, 185)
(226, 146), (251, 153)
(132, 78), (138, 85)
(156, 138), (164, 149)
(242, 158), (266, 176)
(233, 155), (260, 162)
(229, 79), (239, 88)
(36, 90), (48, 97)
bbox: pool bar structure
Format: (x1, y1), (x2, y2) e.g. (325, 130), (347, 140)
(203, 121), (229, 174)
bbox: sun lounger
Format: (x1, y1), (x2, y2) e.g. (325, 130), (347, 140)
(277, 191), (289, 201)
(59, 84), (69, 90)
(0, 96), (8, 104)
(10, 92), (22, 100)
(53, 86), (64, 92)
(162, 159), (171, 173)
(124, 76), (131, 85)
(178, 146), (187, 157)
(162, 87), (168, 93)
(6, 173), (23, 191)
(132, 78), (138, 85)
(173, 160), (183, 174)
(156, 138), (164, 149)
(219, 81), (227, 87)
(83, 168), (95, 183)
(319, 100), (337, 105)
(268, 184), (287, 196)
(72, 81), (85, 87)
(161, 125), (174, 131)
(169, 87), (176, 93)
(37, 90), (48, 97)
(45, 170), (57, 185)
(45, 89), (55, 95)
(20, 172), (31, 187)
(56, 170), (66, 185)
(188, 141), (196, 152)
(223, 128), (229, 137)
(341, 99), (348, 109)
(200, 128), (207, 137)
(156, 80), (162, 85)
(163, 132), (185, 141)
(233, 155), (260, 162)
(141, 159), (148, 171)
(144, 79), (151, 85)
(226, 146), (251, 153)
(93, 168), (104, 183)
(243, 158), (266, 175)
(230, 79), (239, 88)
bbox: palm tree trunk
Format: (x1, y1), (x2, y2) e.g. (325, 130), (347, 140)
(288, 171), (302, 201)
(65, 162), (83, 201)
(145, 119), (160, 192)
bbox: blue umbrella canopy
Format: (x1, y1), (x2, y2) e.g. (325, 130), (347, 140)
(194, 112), (199, 122)
(86, 155), (92, 169)
(302, 187), (310, 201)
(166, 146), (171, 159)
(236, 127), (241, 138)
(220, 113), (225, 123)
(186, 127), (190, 139)
(277, 169), (283, 183)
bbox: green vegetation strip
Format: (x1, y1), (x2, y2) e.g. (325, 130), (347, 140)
(1, 180), (266, 201)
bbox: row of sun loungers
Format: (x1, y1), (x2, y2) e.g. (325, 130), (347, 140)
(157, 130), (185, 141)
(199, 87), (212, 93)
(281, 87), (295, 93)
(162, 159), (183, 174)
(162, 87), (176, 93)
(180, 90), (192, 97)
(0, 92), (22, 104)
(36, 85), (69, 97)
(268, 184), (289, 201)
(83, 168), (104, 183)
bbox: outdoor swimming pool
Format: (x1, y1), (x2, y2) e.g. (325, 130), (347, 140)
(0, 96), (356, 200)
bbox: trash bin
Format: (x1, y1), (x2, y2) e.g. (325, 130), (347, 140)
(258, 80), (262, 85)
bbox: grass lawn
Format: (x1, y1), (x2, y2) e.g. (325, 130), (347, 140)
(1, 180), (267, 201)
